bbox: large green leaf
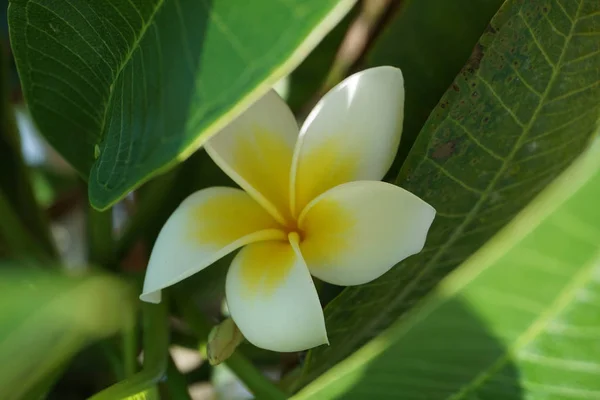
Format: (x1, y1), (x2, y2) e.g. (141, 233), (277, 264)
(8, 0), (355, 209)
(0, 268), (134, 399)
(365, 0), (505, 178)
(301, 0), (600, 384)
(292, 136), (600, 399)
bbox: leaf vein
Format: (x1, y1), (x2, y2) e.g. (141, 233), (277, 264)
(579, 9), (600, 20)
(57, 0), (119, 64)
(496, 159), (573, 194)
(520, 352), (600, 373)
(32, 82), (102, 124)
(476, 74), (527, 126)
(32, 101), (95, 137)
(26, 22), (110, 87)
(524, 107), (599, 143)
(543, 11), (568, 37)
(105, 0), (137, 37)
(29, 67), (100, 113)
(565, 48), (600, 66)
(448, 116), (507, 161)
(28, 1), (114, 76)
(124, 0), (146, 25)
(173, 0), (197, 76)
(425, 158), (484, 194)
(516, 133), (587, 164)
(25, 45), (103, 98)
(555, 0), (575, 23)
(519, 11), (557, 69)
(546, 80), (600, 105)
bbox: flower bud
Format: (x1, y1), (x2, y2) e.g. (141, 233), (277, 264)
(207, 318), (244, 365)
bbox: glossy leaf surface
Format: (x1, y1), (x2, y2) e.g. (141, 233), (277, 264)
(8, 0), (354, 209)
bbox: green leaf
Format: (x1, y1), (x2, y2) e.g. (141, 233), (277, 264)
(292, 136), (600, 399)
(8, 0), (355, 210)
(124, 387), (160, 400)
(162, 355), (192, 400)
(302, 0), (600, 384)
(365, 0), (505, 178)
(0, 268), (134, 399)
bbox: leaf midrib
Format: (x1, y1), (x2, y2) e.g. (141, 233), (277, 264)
(307, 0), (587, 380)
(97, 0), (166, 145)
(374, 0), (584, 358)
(448, 247), (600, 399)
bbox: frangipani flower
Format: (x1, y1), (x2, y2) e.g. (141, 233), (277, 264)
(140, 66), (435, 352)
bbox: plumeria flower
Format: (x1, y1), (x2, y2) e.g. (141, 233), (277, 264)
(140, 66), (436, 352)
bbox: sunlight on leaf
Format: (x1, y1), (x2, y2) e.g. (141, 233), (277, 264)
(8, 0), (355, 209)
(0, 268), (134, 399)
(293, 135), (600, 399)
(303, 0), (600, 384)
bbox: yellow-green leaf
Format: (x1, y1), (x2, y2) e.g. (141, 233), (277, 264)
(0, 269), (134, 399)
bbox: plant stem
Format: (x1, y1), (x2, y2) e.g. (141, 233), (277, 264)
(176, 295), (287, 400)
(88, 205), (114, 266)
(226, 352), (287, 400)
(122, 318), (138, 378)
(89, 302), (169, 400)
(162, 355), (193, 400)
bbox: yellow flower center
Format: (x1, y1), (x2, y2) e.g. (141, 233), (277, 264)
(280, 218), (304, 243)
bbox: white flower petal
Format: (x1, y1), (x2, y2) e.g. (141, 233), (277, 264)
(205, 90), (299, 224)
(298, 181), (435, 286)
(291, 66), (405, 214)
(226, 239), (328, 352)
(140, 188), (284, 303)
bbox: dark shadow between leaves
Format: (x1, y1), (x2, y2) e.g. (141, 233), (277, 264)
(312, 298), (523, 399)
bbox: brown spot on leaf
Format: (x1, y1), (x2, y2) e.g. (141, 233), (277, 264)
(466, 43), (484, 71)
(431, 141), (457, 160)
